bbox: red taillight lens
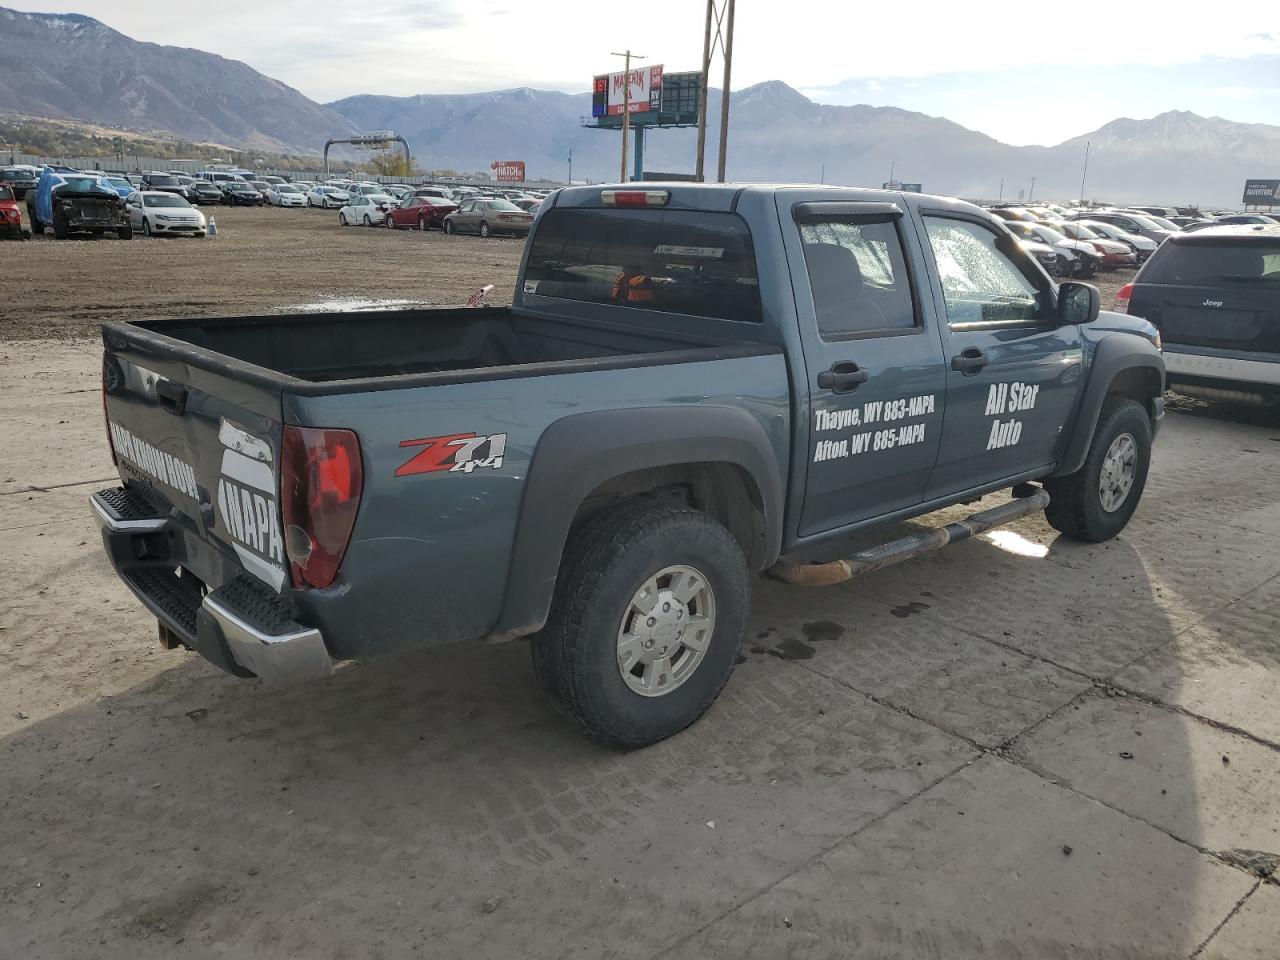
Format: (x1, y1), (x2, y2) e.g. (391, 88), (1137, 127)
(1114, 282), (1134, 314)
(280, 425), (363, 589)
(601, 189), (670, 208)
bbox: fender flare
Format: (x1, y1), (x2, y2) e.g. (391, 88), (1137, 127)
(1052, 334), (1166, 477)
(492, 406), (784, 639)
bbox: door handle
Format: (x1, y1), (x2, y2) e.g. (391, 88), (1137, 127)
(951, 348), (989, 375)
(817, 361), (870, 394)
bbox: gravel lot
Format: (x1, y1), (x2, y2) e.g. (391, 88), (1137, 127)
(2, 212), (1277, 959)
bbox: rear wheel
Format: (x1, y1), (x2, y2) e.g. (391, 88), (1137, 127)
(363, 214), (372, 227)
(1045, 396), (1152, 542)
(479, 220), (490, 238)
(531, 501), (749, 748)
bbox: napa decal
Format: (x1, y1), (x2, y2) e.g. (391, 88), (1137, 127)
(214, 419), (287, 590)
(108, 420), (199, 500)
(811, 394), (935, 463)
(395, 432), (507, 477)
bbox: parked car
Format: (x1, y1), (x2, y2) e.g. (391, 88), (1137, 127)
(411, 186), (454, 201)
(141, 172), (190, 200)
(92, 183), (1164, 746)
(0, 166), (38, 200)
(197, 171), (245, 186)
(1115, 224), (1279, 403)
(514, 198), (543, 213)
(1187, 214), (1280, 231)
(220, 181), (265, 206)
(187, 180), (225, 206)
(443, 198), (535, 237)
(386, 195), (457, 230)
(265, 184), (308, 207)
(1074, 219), (1158, 263)
(0, 184), (31, 239)
(1130, 205), (1180, 219)
(1068, 211), (1174, 246)
(986, 206), (1039, 223)
(1167, 216), (1211, 229)
(291, 180), (316, 194)
(338, 193), (395, 226)
(1051, 222), (1136, 269)
(1016, 237), (1062, 276)
(1119, 211), (1182, 233)
(1000, 220), (1099, 277)
(260, 176), (287, 188)
(125, 191), (208, 238)
(28, 167), (132, 239)
(308, 186), (349, 208)
(104, 176), (136, 199)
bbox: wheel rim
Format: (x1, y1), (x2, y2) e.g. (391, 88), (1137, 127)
(364, 215), (371, 226)
(1099, 432), (1138, 512)
(418, 217), (426, 230)
(480, 222), (489, 237)
(616, 564), (716, 698)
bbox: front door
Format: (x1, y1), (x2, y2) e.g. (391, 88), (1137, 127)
(912, 208), (1083, 498)
(786, 198), (948, 537)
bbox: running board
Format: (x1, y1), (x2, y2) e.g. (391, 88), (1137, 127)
(768, 486), (1051, 587)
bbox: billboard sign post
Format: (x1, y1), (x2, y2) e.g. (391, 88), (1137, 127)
(1242, 179), (1280, 206)
(491, 161), (526, 183)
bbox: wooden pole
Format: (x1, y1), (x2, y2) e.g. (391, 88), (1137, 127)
(716, 0), (735, 182)
(695, 0), (713, 182)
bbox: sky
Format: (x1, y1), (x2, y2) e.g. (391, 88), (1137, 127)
(9, 0), (1280, 144)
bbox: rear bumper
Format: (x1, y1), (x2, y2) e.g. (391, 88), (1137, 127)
(1163, 348), (1280, 387)
(92, 486), (334, 683)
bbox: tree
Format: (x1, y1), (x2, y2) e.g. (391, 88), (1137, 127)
(364, 149), (413, 178)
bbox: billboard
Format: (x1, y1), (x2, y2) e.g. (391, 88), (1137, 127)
(592, 65), (664, 117)
(1242, 179), (1280, 205)
(491, 160), (526, 182)
(882, 181), (922, 193)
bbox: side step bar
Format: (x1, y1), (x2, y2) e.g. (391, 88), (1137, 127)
(768, 486), (1051, 587)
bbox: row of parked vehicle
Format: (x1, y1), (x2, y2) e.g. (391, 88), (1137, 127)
(306, 178), (545, 237)
(981, 201), (1278, 278)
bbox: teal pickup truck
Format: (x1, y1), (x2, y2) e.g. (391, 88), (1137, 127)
(94, 184), (1164, 747)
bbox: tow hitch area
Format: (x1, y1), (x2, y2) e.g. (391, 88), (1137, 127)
(768, 485), (1051, 587)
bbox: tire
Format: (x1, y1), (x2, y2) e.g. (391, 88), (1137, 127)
(143, 219), (152, 237)
(117, 222), (132, 240)
(339, 212), (348, 226)
(444, 219), (455, 235)
(479, 220), (490, 238)
(417, 215), (427, 231)
(363, 214), (372, 227)
(1044, 396), (1152, 542)
(531, 501), (749, 748)
(386, 215), (396, 229)
(53, 211), (68, 240)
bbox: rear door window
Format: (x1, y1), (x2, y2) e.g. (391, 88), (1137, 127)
(1143, 241), (1280, 285)
(797, 217), (917, 337)
(524, 207), (763, 322)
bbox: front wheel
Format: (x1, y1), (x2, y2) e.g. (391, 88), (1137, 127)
(339, 212), (348, 226)
(117, 222), (133, 240)
(531, 502), (749, 748)
(444, 219), (455, 235)
(1044, 396), (1152, 542)
(417, 215), (427, 231)
(143, 219), (152, 237)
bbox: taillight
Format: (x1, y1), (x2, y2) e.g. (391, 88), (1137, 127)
(601, 189), (670, 208)
(280, 425), (363, 589)
(1114, 283), (1134, 314)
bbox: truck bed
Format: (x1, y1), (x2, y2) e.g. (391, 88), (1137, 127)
(133, 307), (725, 384)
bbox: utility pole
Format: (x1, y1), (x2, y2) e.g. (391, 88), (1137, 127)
(567, 147), (573, 186)
(694, 0), (714, 181)
(998, 177), (1004, 201)
(715, 0), (736, 183)
(611, 49), (646, 183)
(1079, 140), (1090, 204)
(1029, 176), (1037, 201)
(889, 158), (899, 184)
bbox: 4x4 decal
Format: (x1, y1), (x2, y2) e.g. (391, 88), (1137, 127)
(395, 432), (507, 477)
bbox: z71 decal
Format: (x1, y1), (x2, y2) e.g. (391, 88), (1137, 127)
(395, 432), (507, 477)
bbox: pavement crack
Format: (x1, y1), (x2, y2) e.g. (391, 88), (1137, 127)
(1189, 878), (1263, 959)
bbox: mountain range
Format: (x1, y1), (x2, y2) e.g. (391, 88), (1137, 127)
(2, 5), (1274, 207)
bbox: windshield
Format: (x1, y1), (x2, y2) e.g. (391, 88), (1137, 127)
(1144, 241), (1280, 285)
(147, 175), (179, 186)
(229, 183), (253, 191)
(59, 176), (111, 194)
(525, 208), (763, 323)
(1064, 223), (1099, 239)
(279, 185), (301, 193)
(1034, 226), (1068, 243)
(107, 178), (132, 191)
(0, 186), (12, 200)
(486, 199), (523, 212)
(144, 194), (191, 208)
(1123, 213), (1163, 231)
(1142, 214), (1179, 230)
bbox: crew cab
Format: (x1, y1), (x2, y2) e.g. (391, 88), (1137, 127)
(93, 184), (1165, 747)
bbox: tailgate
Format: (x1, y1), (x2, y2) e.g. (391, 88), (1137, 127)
(1134, 282), (1279, 353)
(102, 336), (289, 593)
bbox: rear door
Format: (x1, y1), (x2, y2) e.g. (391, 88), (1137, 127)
(1131, 236), (1280, 380)
(103, 334), (289, 592)
(783, 197), (948, 535)
(910, 204), (1084, 496)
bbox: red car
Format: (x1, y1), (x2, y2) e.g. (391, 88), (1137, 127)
(386, 195), (457, 231)
(0, 185), (30, 239)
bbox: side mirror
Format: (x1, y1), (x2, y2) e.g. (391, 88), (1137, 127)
(1058, 281), (1099, 325)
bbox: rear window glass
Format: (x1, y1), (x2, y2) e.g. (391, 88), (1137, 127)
(524, 208), (763, 323)
(798, 218), (917, 336)
(1144, 241), (1280, 285)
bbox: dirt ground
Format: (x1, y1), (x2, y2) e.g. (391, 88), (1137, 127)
(2, 205), (526, 340)
(1, 221), (1278, 959)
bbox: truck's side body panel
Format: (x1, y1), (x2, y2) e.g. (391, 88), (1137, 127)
(285, 351), (790, 659)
